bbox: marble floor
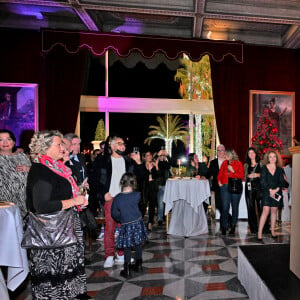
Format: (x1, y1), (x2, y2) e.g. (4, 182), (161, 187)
(12, 219), (290, 300)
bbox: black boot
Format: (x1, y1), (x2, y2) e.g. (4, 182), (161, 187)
(221, 227), (226, 236)
(229, 225), (236, 234)
(132, 259), (143, 272)
(120, 262), (132, 278)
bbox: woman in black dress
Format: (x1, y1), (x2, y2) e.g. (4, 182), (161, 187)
(244, 147), (262, 234)
(257, 150), (285, 240)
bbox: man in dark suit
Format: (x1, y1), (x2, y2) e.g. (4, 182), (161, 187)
(64, 133), (87, 185)
(206, 144), (231, 226)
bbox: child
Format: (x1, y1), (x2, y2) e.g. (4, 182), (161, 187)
(111, 172), (148, 278)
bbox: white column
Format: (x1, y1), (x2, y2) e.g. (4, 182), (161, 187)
(290, 149), (300, 279)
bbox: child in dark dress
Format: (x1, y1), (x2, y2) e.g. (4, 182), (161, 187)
(111, 172), (148, 278)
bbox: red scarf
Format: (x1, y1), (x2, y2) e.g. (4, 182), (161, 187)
(38, 155), (82, 210)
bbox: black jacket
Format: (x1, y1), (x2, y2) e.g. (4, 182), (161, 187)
(94, 154), (144, 205)
(206, 158), (220, 192)
(67, 153), (86, 185)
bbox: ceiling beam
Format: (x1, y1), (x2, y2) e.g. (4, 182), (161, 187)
(69, 0), (99, 31)
(193, 0), (206, 38)
(2, 0), (300, 26)
(283, 25), (300, 48)
(0, 0), (70, 7)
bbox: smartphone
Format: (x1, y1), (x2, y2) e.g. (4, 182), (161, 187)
(133, 147), (139, 153)
(247, 182), (251, 191)
(274, 192), (282, 201)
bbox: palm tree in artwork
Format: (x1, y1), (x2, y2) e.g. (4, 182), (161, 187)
(144, 114), (188, 156)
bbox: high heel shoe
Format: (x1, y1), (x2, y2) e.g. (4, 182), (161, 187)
(271, 234), (278, 239)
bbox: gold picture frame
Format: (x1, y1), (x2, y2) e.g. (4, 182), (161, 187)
(0, 82), (38, 146)
(249, 90), (295, 155)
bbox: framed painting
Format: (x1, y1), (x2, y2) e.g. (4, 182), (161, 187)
(0, 83), (38, 146)
(249, 90), (295, 156)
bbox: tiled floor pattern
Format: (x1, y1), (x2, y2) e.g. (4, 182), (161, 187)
(12, 220), (290, 300)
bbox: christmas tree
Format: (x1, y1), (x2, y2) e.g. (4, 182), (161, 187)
(251, 107), (283, 158)
(94, 119), (105, 141)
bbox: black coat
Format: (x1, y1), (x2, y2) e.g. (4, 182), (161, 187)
(68, 153), (86, 185)
(94, 154), (144, 205)
(206, 158), (220, 192)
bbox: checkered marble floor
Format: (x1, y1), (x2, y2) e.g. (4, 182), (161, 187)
(12, 220), (290, 300)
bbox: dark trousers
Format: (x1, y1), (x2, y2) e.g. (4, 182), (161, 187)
(220, 185), (241, 229)
(143, 182), (157, 224)
(215, 187), (232, 225)
(245, 188), (261, 233)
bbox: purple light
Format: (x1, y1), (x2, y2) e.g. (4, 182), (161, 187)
(7, 4), (69, 20)
(111, 17), (144, 35)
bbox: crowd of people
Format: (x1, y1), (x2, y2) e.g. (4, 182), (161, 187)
(0, 128), (291, 299)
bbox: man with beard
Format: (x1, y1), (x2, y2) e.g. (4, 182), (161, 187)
(94, 136), (144, 268)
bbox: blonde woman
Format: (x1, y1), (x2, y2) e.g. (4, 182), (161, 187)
(218, 148), (244, 235)
(26, 130), (89, 299)
(257, 150), (285, 241)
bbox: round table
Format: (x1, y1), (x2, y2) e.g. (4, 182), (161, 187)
(0, 202), (29, 299)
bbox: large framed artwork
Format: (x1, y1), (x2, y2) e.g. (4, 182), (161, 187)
(249, 90), (295, 157)
(0, 83), (38, 146)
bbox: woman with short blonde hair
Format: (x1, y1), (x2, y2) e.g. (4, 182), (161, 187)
(26, 130), (89, 299)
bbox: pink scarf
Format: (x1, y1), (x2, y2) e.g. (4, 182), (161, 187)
(38, 155), (82, 210)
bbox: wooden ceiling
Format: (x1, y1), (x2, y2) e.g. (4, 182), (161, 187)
(0, 0), (299, 48)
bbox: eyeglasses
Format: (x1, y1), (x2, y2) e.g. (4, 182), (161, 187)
(217, 149), (225, 152)
(116, 142), (126, 146)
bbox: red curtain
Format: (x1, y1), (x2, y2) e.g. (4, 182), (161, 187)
(43, 47), (86, 133)
(0, 29), (86, 138)
(41, 29), (244, 63)
(210, 56), (244, 155)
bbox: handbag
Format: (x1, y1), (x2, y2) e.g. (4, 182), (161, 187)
(79, 208), (98, 231)
(21, 209), (77, 249)
(228, 178), (243, 194)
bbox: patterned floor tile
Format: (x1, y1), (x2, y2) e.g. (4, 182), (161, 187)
(10, 220), (291, 300)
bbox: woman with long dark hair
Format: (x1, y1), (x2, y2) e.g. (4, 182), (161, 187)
(244, 147), (262, 234)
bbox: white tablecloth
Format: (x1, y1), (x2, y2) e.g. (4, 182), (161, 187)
(0, 203), (29, 293)
(215, 182), (248, 219)
(163, 178), (210, 236)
